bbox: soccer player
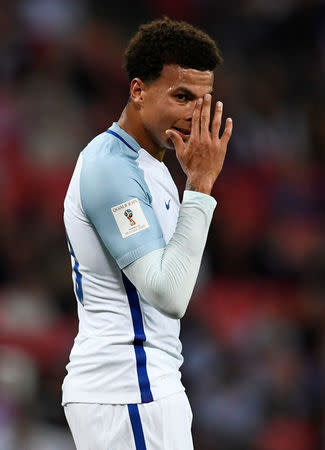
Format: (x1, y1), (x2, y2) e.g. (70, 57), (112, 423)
(62, 17), (232, 450)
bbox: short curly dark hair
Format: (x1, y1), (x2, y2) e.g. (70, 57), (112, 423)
(125, 17), (223, 83)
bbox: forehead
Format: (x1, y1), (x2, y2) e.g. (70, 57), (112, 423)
(149, 64), (214, 94)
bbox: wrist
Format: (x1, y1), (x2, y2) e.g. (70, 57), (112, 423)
(185, 179), (213, 195)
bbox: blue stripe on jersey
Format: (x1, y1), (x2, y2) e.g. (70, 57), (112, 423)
(66, 234), (83, 304)
(128, 404), (147, 450)
(106, 129), (138, 153)
(122, 272), (153, 403)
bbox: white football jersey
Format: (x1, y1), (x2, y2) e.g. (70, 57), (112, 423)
(62, 123), (184, 405)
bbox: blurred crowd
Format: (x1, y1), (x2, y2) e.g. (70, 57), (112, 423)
(0, 1), (324, 449)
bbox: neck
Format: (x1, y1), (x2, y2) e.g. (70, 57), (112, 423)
(117, 103), (166, 161)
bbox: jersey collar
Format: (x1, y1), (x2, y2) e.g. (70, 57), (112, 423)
(107, 123), (141, 153)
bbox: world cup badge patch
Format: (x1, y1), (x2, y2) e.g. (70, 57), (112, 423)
(111, 198), (149, 238)
(124, 208), (136, 226)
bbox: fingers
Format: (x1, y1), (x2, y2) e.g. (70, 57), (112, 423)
(200, 94), (211, 141)
(220, 117), (233, 146)
(190, 98), (202, 142)
(215, 117), (233, 174)
(165, 129), (185, 158)
(211, 101), (223, 140)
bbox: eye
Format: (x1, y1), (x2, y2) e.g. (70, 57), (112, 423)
(175, 94), (187, 101)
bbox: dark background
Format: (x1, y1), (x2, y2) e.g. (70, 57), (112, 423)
(0, 1), (324, 449)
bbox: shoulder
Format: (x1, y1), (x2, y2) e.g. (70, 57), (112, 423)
(83, 131), (137, 169)
(79, 132), (151, 213)
(80, 131), (144, 186)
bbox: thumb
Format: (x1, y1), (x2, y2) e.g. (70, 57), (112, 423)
(166, 129), (185, 156)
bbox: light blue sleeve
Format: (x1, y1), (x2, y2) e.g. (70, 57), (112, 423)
(80, 151), (166, 269)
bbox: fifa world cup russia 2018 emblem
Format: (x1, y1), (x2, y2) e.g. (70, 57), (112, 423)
(124, 209), (136, 226)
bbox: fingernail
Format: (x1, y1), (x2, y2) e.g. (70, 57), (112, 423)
(228, 117), (232, 122)
(165, 130), (171, 136)
(217, 101), (223, 109)
(204, 94), (211, 101)
(197, 98), (203, 105)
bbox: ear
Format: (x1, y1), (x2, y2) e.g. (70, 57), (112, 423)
(130, 78), (144, 107)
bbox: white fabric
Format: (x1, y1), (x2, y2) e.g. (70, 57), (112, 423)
(124, 190), (217, 319)
(64, 391), (193, 450)
(62, 125), (185, 405)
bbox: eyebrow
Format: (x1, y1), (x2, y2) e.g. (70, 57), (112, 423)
(174, 87), (213, 98)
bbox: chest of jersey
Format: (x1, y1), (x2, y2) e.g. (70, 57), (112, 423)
(137, 149), (180, 244)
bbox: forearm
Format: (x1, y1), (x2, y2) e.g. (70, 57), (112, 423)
(123, 190), (216, 319)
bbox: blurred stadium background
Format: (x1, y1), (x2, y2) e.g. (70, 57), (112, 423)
(0, 1), (324, 449)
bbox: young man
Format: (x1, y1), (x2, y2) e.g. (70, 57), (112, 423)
(63, 18), (232, 450)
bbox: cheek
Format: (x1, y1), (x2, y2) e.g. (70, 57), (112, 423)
(158, 104), (180, 126)
(144, 105), (171, 130)
(142, 96), (182, 138)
